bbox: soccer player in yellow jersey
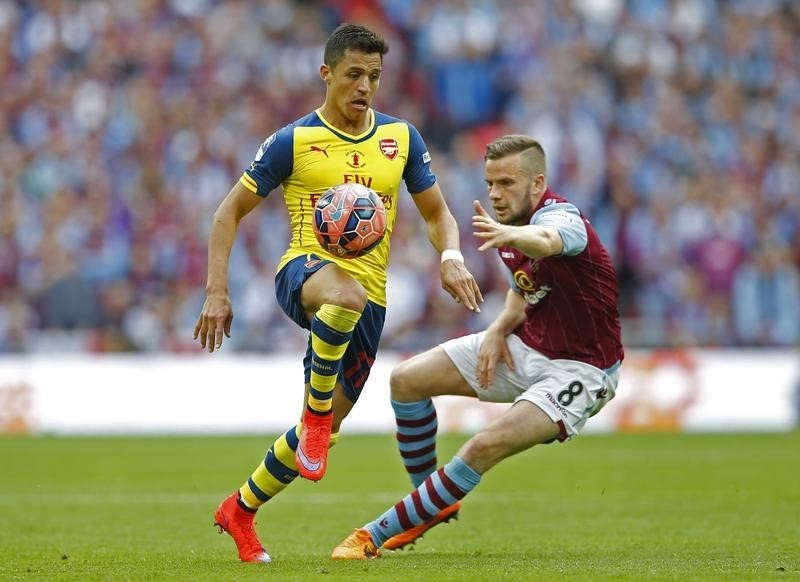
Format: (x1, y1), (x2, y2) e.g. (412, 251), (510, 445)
(193, 23), (482, 564)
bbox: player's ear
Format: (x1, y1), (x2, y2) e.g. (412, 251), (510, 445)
(530, 173), (546, 198)
(320, 64), (331, 84)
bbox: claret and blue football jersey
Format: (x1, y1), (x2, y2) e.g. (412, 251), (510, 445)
(240, 108), (436, 306)
(497, 189), (624, 370)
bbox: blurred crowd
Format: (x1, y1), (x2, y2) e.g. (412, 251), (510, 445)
(0, 0), (798, 354)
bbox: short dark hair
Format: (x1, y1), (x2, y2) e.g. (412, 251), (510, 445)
(485, 134), (547, 176)
(324, 23), (389, 70)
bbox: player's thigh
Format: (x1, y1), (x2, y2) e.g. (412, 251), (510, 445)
(519, 358), (618, 440)
(391, 346), (476, 401)
(457, 401), (560, 474)
(300, 261), (367, 317)
(441, 331), (530, 402)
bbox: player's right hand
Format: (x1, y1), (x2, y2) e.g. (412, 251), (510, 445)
(476, 328), (515, 389)
(472, 200), (513, 251)
(193, 293), (233, 353)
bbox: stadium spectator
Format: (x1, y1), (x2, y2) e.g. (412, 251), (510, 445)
(0, 0), (798, 352)
(731, 242), (800, 346)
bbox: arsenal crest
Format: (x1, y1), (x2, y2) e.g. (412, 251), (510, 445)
(379, 138), (398, 160)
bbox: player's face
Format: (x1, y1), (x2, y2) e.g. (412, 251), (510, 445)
(321, 49), (382, 125)
(484, 153), (545, 225)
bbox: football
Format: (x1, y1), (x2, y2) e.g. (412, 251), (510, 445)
(313, 183), (387, 258)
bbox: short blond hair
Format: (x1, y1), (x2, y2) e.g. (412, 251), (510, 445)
(485, 135), (546, 177)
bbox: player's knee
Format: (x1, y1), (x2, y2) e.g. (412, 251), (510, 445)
(304, 265), (368, 315)
(330, 282), (368, 313)
(390, 360), (424, 401)
(458, 432), (504, 474)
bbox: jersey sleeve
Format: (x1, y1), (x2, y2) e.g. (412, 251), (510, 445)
(402, 122), (437, 194)
(531, 202), (588, 256)
(239, 125), (294, 197)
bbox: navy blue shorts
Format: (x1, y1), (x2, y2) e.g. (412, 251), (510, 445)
(275, 253), (386, 403)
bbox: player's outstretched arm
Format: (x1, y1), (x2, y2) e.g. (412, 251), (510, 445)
(194, 182), (263, 353)
(412, 185), (483, 312)
(472, 200), (563, 258)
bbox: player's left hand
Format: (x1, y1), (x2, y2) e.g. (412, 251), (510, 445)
(472, 200), (513, 251)
(440, 259), (483, 312)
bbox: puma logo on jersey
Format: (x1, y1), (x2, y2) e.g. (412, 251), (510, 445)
(310, 144), (330, 157)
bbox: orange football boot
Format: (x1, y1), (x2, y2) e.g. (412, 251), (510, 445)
(331, 528), (380, 560)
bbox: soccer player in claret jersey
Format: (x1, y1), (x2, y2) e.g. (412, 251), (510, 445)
(332, 134), (624, 559)
(192, 24), (482, 564)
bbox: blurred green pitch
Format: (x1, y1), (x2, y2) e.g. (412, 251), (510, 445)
(2, 431), (798, 581)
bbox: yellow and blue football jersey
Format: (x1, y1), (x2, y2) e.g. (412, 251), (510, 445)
(239, 108), (436, 306)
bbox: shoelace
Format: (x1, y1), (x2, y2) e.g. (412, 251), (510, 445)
(232, 512), (264, 556)
(302, 424), (325, 458)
